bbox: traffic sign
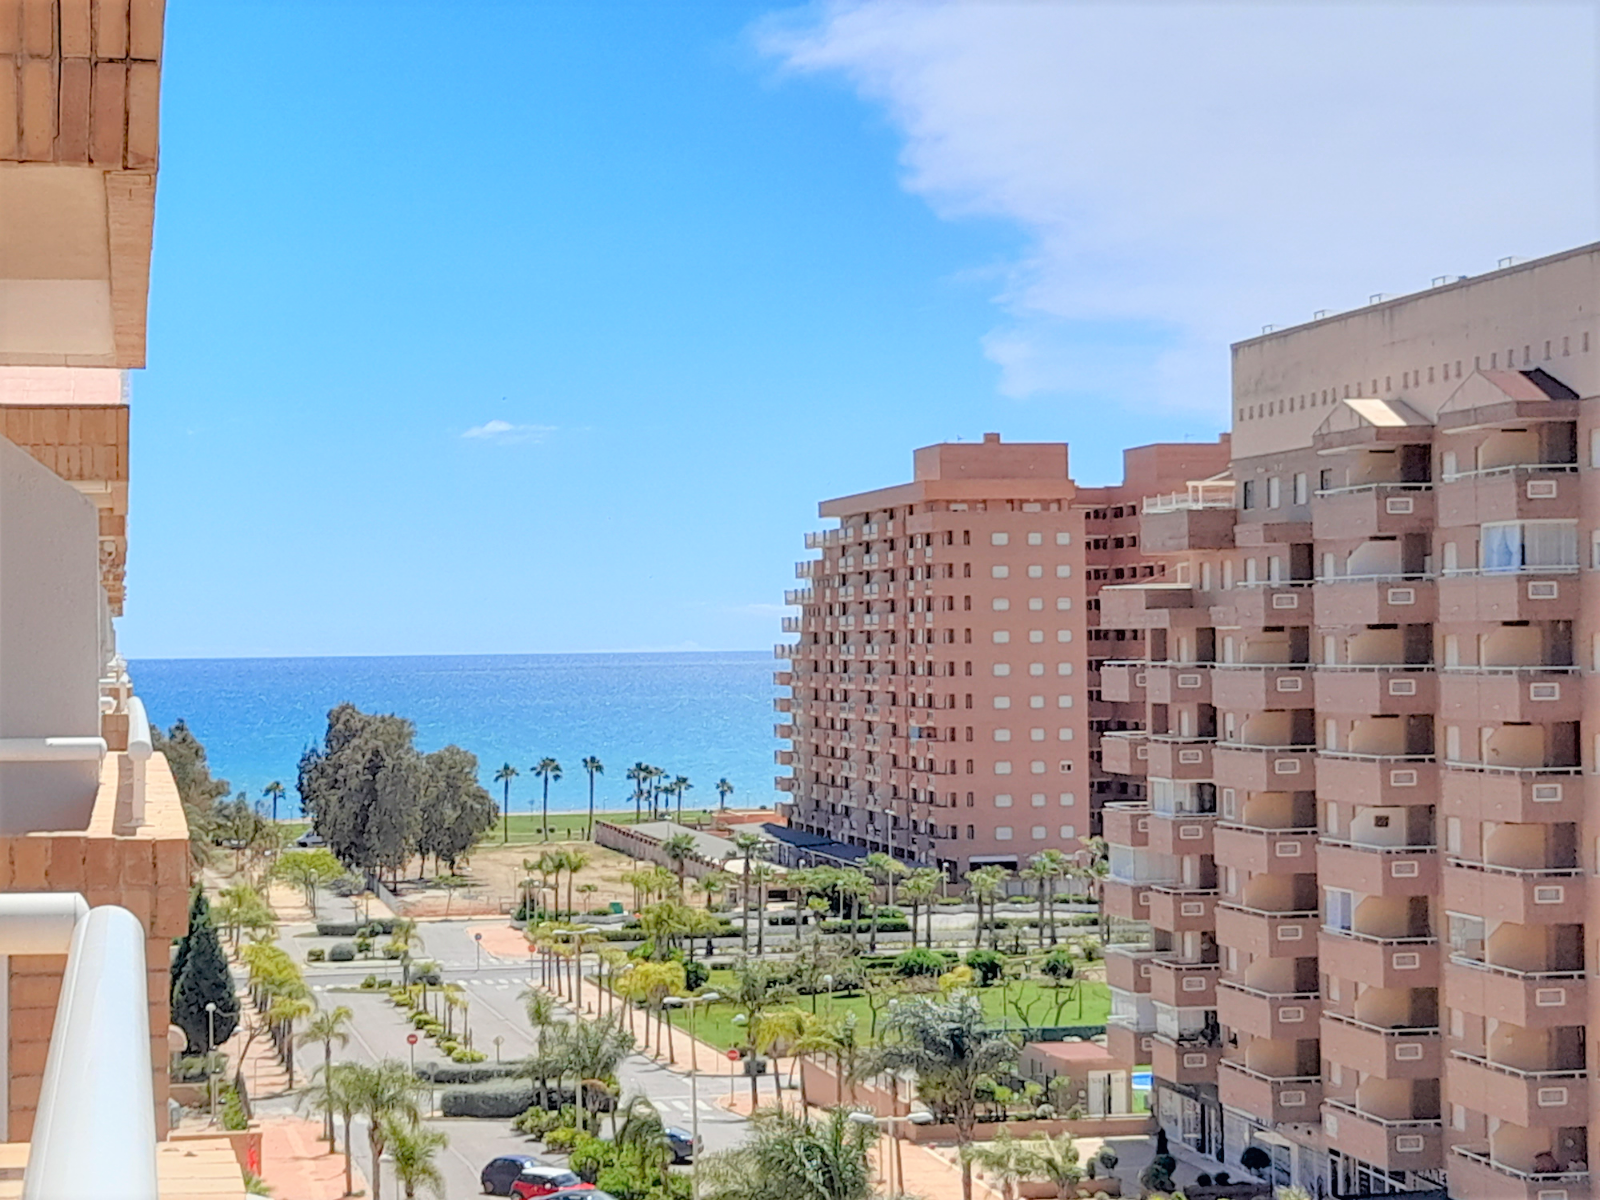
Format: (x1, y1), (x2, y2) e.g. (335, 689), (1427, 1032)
(407, 1033), (419, 1046)
(726, 1049), (740, 1061)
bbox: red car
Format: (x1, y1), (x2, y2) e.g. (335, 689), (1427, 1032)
(510, 1166), (592, 1198)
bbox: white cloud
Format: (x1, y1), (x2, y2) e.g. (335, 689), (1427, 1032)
(461, 419), (557, 444)
(761, 1), (1598, 414)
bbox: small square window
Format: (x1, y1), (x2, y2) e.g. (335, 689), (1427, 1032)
(1027, 532), (1043, 546)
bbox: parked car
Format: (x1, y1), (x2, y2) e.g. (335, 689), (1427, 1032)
(510, 1166), (592, 1198)
(664, 1127), (696, 1164)
(545, 1192), (616, 1200)
(480, 1156), (542, 1195)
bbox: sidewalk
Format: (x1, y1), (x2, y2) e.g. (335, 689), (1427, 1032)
(254, 1115), (369, 1200)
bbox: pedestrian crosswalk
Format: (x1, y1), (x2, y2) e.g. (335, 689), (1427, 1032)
(312, 976), (526, 993)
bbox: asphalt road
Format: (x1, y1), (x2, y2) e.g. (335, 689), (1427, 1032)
(261, 916), (753, 1200)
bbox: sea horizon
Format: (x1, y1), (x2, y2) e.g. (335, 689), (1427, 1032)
(131, 650), (782, 818)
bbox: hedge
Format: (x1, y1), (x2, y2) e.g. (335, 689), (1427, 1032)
(315, 919), (397, 937)
(821, 918), (911, 934)
(328, 943), (356, 962)
(440, 1083), (537, 1118)
(414, 1061), (526, 1084)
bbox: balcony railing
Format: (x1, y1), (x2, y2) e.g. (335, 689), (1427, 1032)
(1438, 663), (1580, 674)
(1315, 482), (1434, 496)
(1442, 463), (1580, 481)
(1324, 1097), (1441, 1131)
(1445, 858), (1583, 879)
(1449, 1049), (1585, 1080)
(1318, 750), (1435, 763)
(1451, 1144), (1589, 1184)
(1322, 1011), (1438, 1037)
(1319, 837), (1437, 855)
(1314, 572), (1434, 584)
(1218, 980), (1320, 1003)
(1447, 954), (1585, 982)
(1441, 760), (1583, 776)
(1322, 926), (1436, 946)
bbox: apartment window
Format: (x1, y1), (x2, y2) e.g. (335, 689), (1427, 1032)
(1241, 481), (1255, 510)
(1056, 663), (1072, 676)
(1481, 520), (1577, 571)
(991, 565), (1009, 579)
(1054, 564), (1071, 578)
(993, 663), (1010, 676)
(1030, 696), (1045, 709)
(995, 793), (1013, 807)
(1448, 912), (1485, 961)
(1057, 695), (1072, 708)
(1027, 532), (1042, 546)
(1293, 473), (1308, 505)
(1267, 477), (1281, 508)
(995, 729), (1012, 742)
(993, 631), (1010, 644)
(1030, 728), (1045, 742)
(966, 825), (975, 840)
(1031, 793), (1046, 807)
(1026, 630), (1043, 644)
(992, 532), (1009, 546)
(1057, 728), (1073, 741)
(1055, 532), (1071, 545)
(1325, 888), (1353, 932)
(995, 761), (1013, 775)
(1031, 826), (1046, 840)
(996, 826), (1013, 841)
(1029, 663), (1046, 676)
(992, 597), (1010, 611)
(1059, 795), (1074, 809)
(994, 696), (1011, 709)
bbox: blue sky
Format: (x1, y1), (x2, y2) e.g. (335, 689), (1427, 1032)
(122, 1), (1597, 658)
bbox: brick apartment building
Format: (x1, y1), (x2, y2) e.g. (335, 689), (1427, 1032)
(1099, 240), (1600, 1199)
(774, 432), (1229, 877)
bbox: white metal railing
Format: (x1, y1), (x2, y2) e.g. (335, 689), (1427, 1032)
(1319, 837), (1436, 855)
(1322, 1011), (1438, 1037)
(1233, 578), (1314, 589)
(1217, 980), (1320, 1002)
(1214, 742), (1317, 753)
(1442, 760), (1583, 776)
(1217, 822), (1318, 836)
(1324, 1098), (1440, 1130)
(1442, 463), (1580, 481)
(1438, 663), (1579, 674)
(1320, 926), (1436, 946)
(1441, 564), (1580, 577)
(1217, 1060), (1320, 1086)
(1317, 750), (1435, 763)
(1143, 481), (1236, 513)
(1314, 482), (1434, 497)
(1217, 902), (1319, 920)
(1314, 572), (1434, 584)
(1445, 857), (1582, 878)
(1451, 1144), (1588, 1183)
(1449, 1049), (1585, 1080)
(1447, 954), (1584, 982)
(1315, 663), (1434, 672)
(1210, 661), (1310, 670)
(1, 898), (157, 1200)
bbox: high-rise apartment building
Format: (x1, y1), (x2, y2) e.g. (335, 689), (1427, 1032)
(1100, 240), (1600, 1200)
(774, 432), (1228, 876)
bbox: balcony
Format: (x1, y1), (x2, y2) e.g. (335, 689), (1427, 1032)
(1101, 879), (1152, 922)
(1147, 957), (1220, 1007)
(1217, 1060), (1322, 1126)
(1438, 666), (1583, 723)
(1151, 1035), (1221, 1085)
(1100, 661), (1147, 704)
(1106, 1022), (1154, 1068)
(1144, 662), (1213, 705)
(1313, 665), (1437, 716)
(1318, 928), (1439, 988)
(1321, 1100), (1442, 1172)
(1146, 812), (1216, 858)
(1315, 752), (1437, 806)
(1438, 568), (1580, 623)
(1214, 822), (1317, 875)
(1144, 736), (1214, 780)
(1211, 664), (1311, 712)
(1105, 947), (1157, 995)
(1316, 839), (1438, 898)
(1215, 903), (1319, 960)
(1313, 574), (1436, 627)
(1146, 886), (1218, 933)
(1216, 982), (1320, 1042)
(1140, 503), (1236, 554)
(1100, 731), (1149, 778)
(1443, 956), (1587, 1027)
(1312, 483), (1435, 539)
(1444, 859), (1585, 924)
(1102, 802), (1151, 849)
(1449, 1144), (1591, 1200)
(1447, 1051), (1588, 1127)
(1320, 1011), (1441, 1079)
(1436, 464), (1580, 526)
(1213, 743), (1317, 792)
(1442, 764), (1582, 824)
(1210, 581), (1312, 627)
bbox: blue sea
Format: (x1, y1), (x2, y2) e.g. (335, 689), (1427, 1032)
(130, 652), (780, 816)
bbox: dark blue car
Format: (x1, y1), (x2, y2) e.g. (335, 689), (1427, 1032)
(481, 1155), (543, 1195)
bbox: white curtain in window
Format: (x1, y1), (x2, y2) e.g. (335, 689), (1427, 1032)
(1481, 521), (1577, 571)
(1481, 522), (1521, 571)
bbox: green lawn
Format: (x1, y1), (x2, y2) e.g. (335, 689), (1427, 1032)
(661, 969), (1110, 1051)
(484, 809), (721, 844)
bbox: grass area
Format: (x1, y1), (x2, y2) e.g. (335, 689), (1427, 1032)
(662, 968), (1111, 1051)
(480, 809), (724, 845)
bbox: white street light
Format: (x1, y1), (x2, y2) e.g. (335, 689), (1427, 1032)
(661, 991), (722, 1200)
(204, 1002), (219, 1124)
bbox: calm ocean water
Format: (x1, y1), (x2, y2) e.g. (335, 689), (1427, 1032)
(131, 652), (780, 817)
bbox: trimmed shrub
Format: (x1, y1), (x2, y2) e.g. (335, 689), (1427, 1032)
(360, 975), (377, 989)
(894, 948), (947, 978)
(442, 1083), (537, 1119)
(1040, 948), (1075, 982)
(965, 949), (1004, 986)
(328, 943), (356, 963)
(451, 1047), (487, 1063)
(684, 960), (710, 991)
(414, 1061), (526, 1084)
(315, 919), (397, 937)
(542, 1127), (580, 1153)
(220, 1086), (249, 1131)
(822, 918), (911, 934)
(569, 1134), (616, 1183)
(306, 948), (326, 963)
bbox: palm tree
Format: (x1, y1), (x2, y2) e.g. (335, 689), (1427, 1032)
(965, 1128), (1031, 1200)
(551, 1012), (635, 1132)
(698, 1108), (874, 1200)
(693, 873), (726, 912)
(494, 763), (519, 843)
(863, 852), (905, 952)
(672, 775), (693, 821)
(728, 960), (798, 1107)
(581, 756), (604, 839)
(715, 777), (734, 810)
(345, 1060), (425, 1200)
(832, 868), (873, 951)
(899, 868), (936, 950)
(732, 831), (764, 953)
(870, 993), (1018, 1200)
(382, 1115), (448, 1200)
(614, 1095), (676, 1182)
(532, 757), (563, 842)
(520, 987), (559, 1106)
(1019, 1131), (1085, 1200)
(563, 848), (590, 917)
(749, 862), (778, 957)
(660, 832), (698, 898)
(967, 864), (1008, 952)
(305, 1062), (361, 1196)
(262, 780), (286, 830)
(296, 1004), (353, 1142)
(626, 762), (650, 824)
(1029, 849), (1071, 948)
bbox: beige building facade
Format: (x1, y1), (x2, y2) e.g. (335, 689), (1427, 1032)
(1100, 240), (1600, 1199)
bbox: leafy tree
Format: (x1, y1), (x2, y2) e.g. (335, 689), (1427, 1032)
(383, 1115), (448, 1199)
(493, 762), (519, 843)
(533, 757), (563, 841)
(173, 904), (239, 1053)
(153, 719), (231, 867)
(582, 756), (604, 840)
(298, 704), (426, 883)
(416, 744), (496, 873)
(273, 848), (347, 917)
(869, 993), (1018, 1200)
(699, 1107), (874, 1200)
(965, 948), (1004, 986)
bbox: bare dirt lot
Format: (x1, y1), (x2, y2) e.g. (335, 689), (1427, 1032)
(388, 839), (644, 918)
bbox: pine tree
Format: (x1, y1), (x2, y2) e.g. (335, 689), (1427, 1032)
(173, 907), (239, 1053)
(169, 888), (209, 1008)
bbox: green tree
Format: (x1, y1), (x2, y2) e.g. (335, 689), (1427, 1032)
(173, 904), (239, 1053)
(581, 756), (604, 840)
(551, 1012), (635, 1132)
(870, 993), (1018, 1200)
(699, 1108), (874, 1200)
(966, 864), (1009, 952)
(494, 762), (519, 844)
(728, 960), (797, 1107)
(1019, 1131), (1084, 1200)
(672, 774), (693, 821)
(900, 868), (940, 950)
(660, 833), (698, 898)
(298, 704), (427, 884)
(272, 848), (347, 918)
(732, 832), (765, 954)
(262, 780), (286, 828)
(864, 852), (907, 953)
(152, 719), (231, 867)
(304, 1062), (362, 1196)
(296, 1004), (354, 1142)
(416, 744), (497, 873)
(716, 777), (734, 810)
(170, 888), (209, 1008)
(533, 757), (563, 842)
(563, 848), (591, 918)
(383, 1115), (448, 1199)
(345, 1060), (426, 1200)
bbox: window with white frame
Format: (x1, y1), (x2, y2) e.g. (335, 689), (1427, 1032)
(1481, 520), (1577, 572)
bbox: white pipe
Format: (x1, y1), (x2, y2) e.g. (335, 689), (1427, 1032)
(22, 905), (158, 1200)
(126, 696), (151, 827)
(0, 738), (107, 763)
(0, 893), (88, 955)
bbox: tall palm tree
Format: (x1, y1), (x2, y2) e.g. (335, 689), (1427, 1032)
(715, 777), (734, 810)
(647, 765), (666, 819)
(563, 848), (590, 917)
(967, 864), (1009, 952)
(539, 851), (564, 917)
(732, 831), (765, 954)
(345, 1060), (425, 1200)
(661, 832), (698, 898)
(899, 868), (937, 950)
(493, 763), (519, 843)
(532, 758), (563, 842)
(296, 1004), (353, 1142)
(550, 1012), (635, 1132)
(832, 868), (873, 951)
(672, 775), (692, 821)
(698, 1107), (874, 1200)
(626, 762), (650, 824)
(581, 756), (604, 840)
(1029, 849), (1071, 948)
(382, 1115), (448, 1200)
(863, 852), (906, 953)
(520, 987), (559, 1106)
(728, 960), (798, 1108)
(749, 862), (778, 957)
(870, 993), (1018, 1200)
(304, 1062), (361, 1197)
(262, 781), (286, 829)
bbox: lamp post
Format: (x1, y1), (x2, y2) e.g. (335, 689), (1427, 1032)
(663, 992), (720, 1200)
(731, 1012), (748, 1094)
(205, 1002), (219, 1123)
(474, 931), (483, 973)
(847, 1106), (933, 1196)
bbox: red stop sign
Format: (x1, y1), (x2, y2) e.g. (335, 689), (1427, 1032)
(726, 1049), (740, 1061)
(407, 1033), (419, 1045)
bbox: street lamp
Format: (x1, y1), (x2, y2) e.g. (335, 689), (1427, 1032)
(847, 1107), (933, 1195)
(474, 930), (484, 973)
(662, 992), (720, 1200)
(205, 1002), (219, 1123)
(820, 973), (834, 1018)
(731, 1013), (748, 1090)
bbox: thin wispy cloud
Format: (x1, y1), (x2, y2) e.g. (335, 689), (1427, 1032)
(461, 419), (557, 444)
(760, 1), (1598, 415)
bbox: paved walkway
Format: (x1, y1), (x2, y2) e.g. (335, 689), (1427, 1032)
(254, 1115), (368, 1200)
